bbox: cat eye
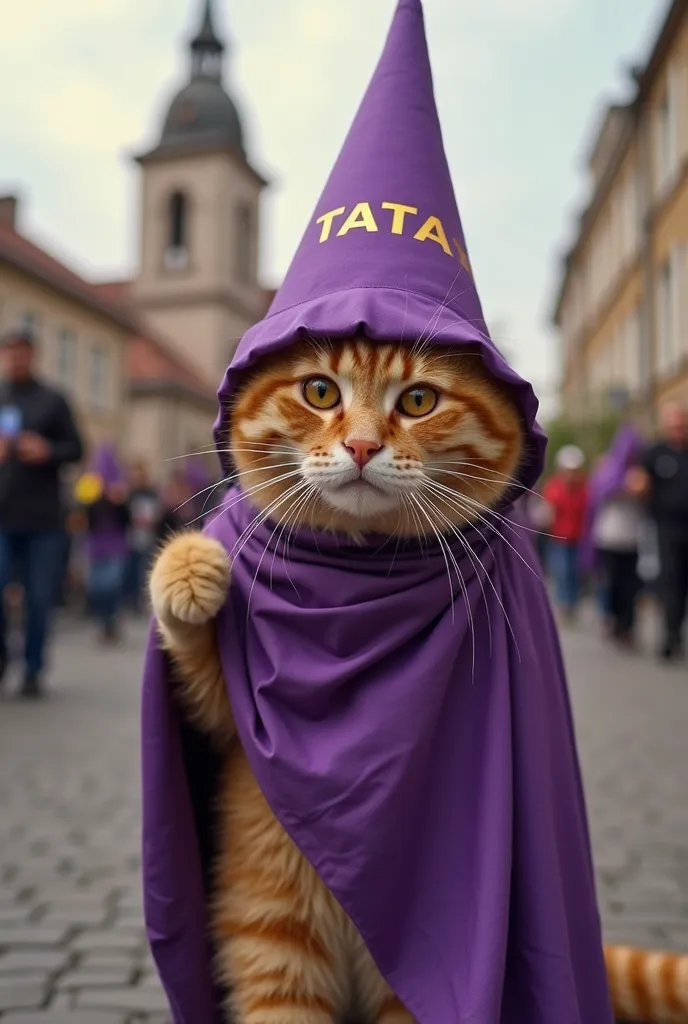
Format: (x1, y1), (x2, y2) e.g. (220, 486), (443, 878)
(397, 386), (438, 418)
(302, 377), (341, 410)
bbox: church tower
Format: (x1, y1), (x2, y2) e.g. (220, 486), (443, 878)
(132, 0), (268, 384)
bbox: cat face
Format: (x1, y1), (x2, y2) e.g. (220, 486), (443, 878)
(228, 338), (523, 537)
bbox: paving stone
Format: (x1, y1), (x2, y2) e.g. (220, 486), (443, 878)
(69, 930), (144, 953)
(0, 926), (70, 948)
(1, 612), (686, 1019)
(76, 985), (170, 1013)
(1, 1013), (127, 1024)
(0, 976), (46, 1011)
(78, 951), (138, 969)
(38, 907), (108, 928)
(45, 992), (73, 1010)
(0, 951), (69, 975)
(0, 907), (35, 926)
(56, 966), (133, 990)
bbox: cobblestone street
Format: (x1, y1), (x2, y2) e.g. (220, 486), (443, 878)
(0, 610), (686, 1022)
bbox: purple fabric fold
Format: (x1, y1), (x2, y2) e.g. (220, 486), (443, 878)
(142, 493), (612, 1024)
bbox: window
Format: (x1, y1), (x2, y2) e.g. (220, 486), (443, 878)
(655, 68), (680, 195)
(57, 329), (76, 390)
(656, 247), (686, 375)
(21, 310), (40, 335)
(89, 345), (110, 410)
(234, 202), (254, 285)
(620, 172), (639, 264)
(624, 311), (643, 393)
(164, 191), (189, 270)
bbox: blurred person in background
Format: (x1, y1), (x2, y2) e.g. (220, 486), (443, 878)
(580, 424), (644, 649)
(183, 454), (216, 528)
(542, 444), (588, 623)
(630, 402), (688, 662)
(0, 326), (82, 698)
(125, 461), (160, 614)
(85, 473), (131, 644)
(155, 472), (195, 543)
(521, 486), (553, 573)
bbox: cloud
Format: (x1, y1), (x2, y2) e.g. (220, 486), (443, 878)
(2, 0), (642, 409)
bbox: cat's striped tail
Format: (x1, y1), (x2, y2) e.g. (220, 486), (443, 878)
(605, 944), (688, 1023)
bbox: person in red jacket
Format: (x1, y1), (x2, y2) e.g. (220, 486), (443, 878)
(542, 445), (589, 621)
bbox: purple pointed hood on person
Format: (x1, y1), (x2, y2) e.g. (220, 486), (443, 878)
(141, 2), (613, 1022)
(90, 442), (123, 487)
(579, 422), (644, 574)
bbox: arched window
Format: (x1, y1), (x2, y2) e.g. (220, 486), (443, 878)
(234, 202), (254, 285)
(164, 191), (189, 270)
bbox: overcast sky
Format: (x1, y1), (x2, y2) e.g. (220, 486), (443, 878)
(0, 0), (666, 415)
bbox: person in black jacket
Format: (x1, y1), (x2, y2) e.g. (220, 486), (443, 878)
(0, 326), (83, 697)
(632, 402), (688, 662)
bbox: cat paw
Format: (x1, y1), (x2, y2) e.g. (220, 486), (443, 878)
(150, 532), (230, 626)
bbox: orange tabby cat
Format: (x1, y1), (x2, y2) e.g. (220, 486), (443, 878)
(605, 944), (688, 1023)
(150, 337), (524, 1023)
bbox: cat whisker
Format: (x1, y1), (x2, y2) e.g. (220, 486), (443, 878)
(246, 483), (315, 616)
(407, 493), (457, 630)
(425, 462), (539, 500)
(428, 473), (551, 541)
(420, 486), (521, 660)
(413, 492), (476, 677)
(230, 479), (311, 566)
(271, 484), (319, 596)
(195, 470), (305, 531)
(415, 489), (492, 657)
(402, 494), (429, 557)
(423, 479), (540, 584)
(173, 460), (303, 520)
(412, 269), (464, 356)
(454, 488), (554, 541)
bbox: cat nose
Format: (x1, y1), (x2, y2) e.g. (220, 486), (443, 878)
(343, 439), (383, 468)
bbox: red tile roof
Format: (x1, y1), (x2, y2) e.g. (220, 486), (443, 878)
(128, 333), (216, 399)
(0, 228), (216, 401)
(0, 222), (137, 332)
(0, 225), (272, 404)
(92, 279), (216, 400)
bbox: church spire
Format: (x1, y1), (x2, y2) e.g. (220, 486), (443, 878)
(190, 0), (225, 81)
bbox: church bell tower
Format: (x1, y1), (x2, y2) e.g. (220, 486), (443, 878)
(132, 0), (268, 384)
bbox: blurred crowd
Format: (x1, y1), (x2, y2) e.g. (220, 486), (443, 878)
(523, 403), (688, 662)
(2, 319), (687, 703)
(62, 452), (218, 635)
(0, 324), (223, 699)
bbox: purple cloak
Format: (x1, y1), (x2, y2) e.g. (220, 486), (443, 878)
(141, 1), (612, 1020)
(143, 496), (611, 1023)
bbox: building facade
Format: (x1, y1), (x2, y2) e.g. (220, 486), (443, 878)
(0, 197), (133, 456)
(0, 0), (271, 478)
(551, 0), (688, 425)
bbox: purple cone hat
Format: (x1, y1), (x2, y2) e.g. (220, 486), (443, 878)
(89, 442), (122, 486)
(143, 3), (612, 1022)
(216, 0), (545, 490)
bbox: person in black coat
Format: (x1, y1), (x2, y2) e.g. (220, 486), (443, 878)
(0, 327), (83, 697)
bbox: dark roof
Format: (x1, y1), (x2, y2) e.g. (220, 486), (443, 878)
(160, 77), (244, 155)
(191, 0), (223, 51)
(0, 222), (137, 333)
